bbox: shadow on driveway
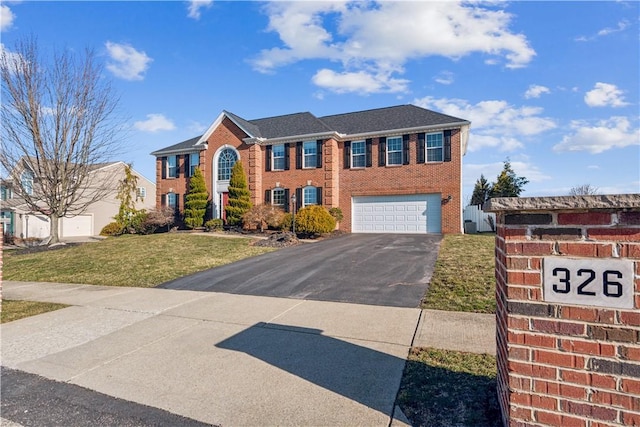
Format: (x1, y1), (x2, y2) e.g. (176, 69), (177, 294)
(158, 234), (442, 307)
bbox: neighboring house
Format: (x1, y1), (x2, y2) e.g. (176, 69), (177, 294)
(151, 105), (470, 234)
(1, 162), (156, 240)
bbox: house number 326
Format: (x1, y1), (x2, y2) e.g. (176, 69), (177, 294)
(543, 257), (633, 309)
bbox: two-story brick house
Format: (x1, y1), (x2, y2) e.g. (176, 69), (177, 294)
(151, 105), (470, 234)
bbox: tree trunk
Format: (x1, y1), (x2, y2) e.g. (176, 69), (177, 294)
(49, 213), (60, 244)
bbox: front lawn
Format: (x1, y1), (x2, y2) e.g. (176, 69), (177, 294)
(3, 233), (275, 287)
(1, 300), (69, 323)
(422, 233), (496, 313)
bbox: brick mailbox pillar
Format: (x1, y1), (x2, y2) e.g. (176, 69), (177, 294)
(485, 195), (640, 427)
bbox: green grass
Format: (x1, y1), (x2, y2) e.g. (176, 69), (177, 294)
(3, 233), (274, 287)
(422, 233), (496, 313)
(398, 348), (501, 427)
(1, 300), (69, 323)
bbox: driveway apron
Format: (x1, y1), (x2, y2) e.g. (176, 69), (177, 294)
(159, 233), (442, 308)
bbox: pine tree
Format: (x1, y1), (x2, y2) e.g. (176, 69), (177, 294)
(470, 174), (491, 206)
(184, 167), (209, 229)
(225, 161), (252, 226)
(490, 160), (529, 198)
(115, 164), (143, 233)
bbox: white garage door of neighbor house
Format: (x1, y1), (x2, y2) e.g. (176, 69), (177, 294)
(352, 194), (442, 234)
(25, 214), (51, 239)
(61, 215), (93, 237)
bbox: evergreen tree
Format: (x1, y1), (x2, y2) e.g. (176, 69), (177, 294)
(470, 174), (491, 206)
(184, 167), (209, 229)
(225, 161), (252, 226)
(115, 164), (144, 233)
(489, 160), (529, 198)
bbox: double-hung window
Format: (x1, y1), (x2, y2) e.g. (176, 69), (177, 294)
(167, 155), (177, 178)
(351, 140), (365, 168)
(303, 186), (317, 207)
(303, 141), (317, 168)
(386, 137), (402, 166)
(189, 153), (199, 176)
(426, 132), (444, 162)
(272, 188), (285, 206)
(272, 144), (285, 171)
(167, 192), (177, 208)
(21, 170), (34, 195)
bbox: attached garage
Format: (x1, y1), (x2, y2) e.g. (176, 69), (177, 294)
(352, 194), (442, 234)
(61, 214), (93, 237)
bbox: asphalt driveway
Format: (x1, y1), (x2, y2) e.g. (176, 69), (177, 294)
(158, 233), (442, 308)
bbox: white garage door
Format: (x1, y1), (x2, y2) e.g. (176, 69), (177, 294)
(352, 194), (441, 234)
(61, 215), (93, 237)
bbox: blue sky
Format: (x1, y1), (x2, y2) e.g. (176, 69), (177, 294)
(2, 1), (638, 202)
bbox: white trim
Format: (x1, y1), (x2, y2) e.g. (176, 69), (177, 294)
(211, 145), (240, 219)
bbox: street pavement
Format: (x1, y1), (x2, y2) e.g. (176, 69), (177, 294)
(1, 281), (495, 426)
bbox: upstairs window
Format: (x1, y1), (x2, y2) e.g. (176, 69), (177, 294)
(167, 155), (177, 178)
(217, 148), (238, 180)
(1, 185), (11, 201)
(303, 141), (317, 168)
(189, 152), (199, 177)
(386, 137), (402, 166)
(426, 132), (444, 162)
(21, 170), (34, 195)
(272, 144), (285, 171)
(136, 187), (146, 201)
(351, 140), (366, 168)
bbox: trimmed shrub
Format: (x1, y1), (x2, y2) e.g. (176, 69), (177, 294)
(328, 207), (343, 223)
(294, 205), (336, 237)
(225, 161), (252, 226)
(184, 168), (208, 229)
(100, 222), (123, 236)
(142, 207), (175, 233)
(278, 213), (293, 231)
(242, 204), (285, 232)
(204, 218), (223, 232)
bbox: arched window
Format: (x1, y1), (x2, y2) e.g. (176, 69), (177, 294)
(217, 148), (238, 181)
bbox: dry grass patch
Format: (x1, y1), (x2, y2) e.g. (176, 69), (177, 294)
(3, 234), (275, 287)
(398, 348), (501, 427)
(1, 300), (69, 323)
(422, 233), (496, 313)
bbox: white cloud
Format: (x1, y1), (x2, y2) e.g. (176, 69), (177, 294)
(0, 43), (23, 68)
(576, 20), (630, 42)
(434, 71), (454, 85)
(584, 82), (629, 107)
(105, 41), (152, 81)
(252, 1), (535, 94)
(524, 84), (550, 99)
(187, 120), (207, 134)
(553, 116), (639, 154)
(312, 68), (409, 94)
(464, 160), (550, 188)
(187, 1), (213, 20)
(0, 4), (14, 31)
(134, 114), (176, 132)
(414, 96), (556, 152)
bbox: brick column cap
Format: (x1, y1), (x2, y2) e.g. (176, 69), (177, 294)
(484, 194), (640, 213)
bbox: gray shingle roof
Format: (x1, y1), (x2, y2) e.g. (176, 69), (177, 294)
(319, 105), (467, 135)
(151, 104), (468, 156)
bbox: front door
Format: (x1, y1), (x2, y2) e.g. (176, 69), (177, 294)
(221, 192), (229, 221)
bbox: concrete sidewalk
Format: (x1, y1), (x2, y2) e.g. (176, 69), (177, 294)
(1, 281), (495, 426)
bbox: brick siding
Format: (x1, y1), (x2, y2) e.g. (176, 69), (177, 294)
(486, 195), (640, 426)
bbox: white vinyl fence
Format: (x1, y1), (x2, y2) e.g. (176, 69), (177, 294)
(463, 205), (496, 233)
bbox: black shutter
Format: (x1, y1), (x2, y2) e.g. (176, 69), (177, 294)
(316, 187), (323, 205)
(344, 141), (351, 169)
(184, 154), (191, 177)
(366, 139), (372, 167)
(265, 189), (271, 204)
(316, 140), (323, 168)
(161, 157), (167, 179)
(403, 134), (410, 165)
(378, 137), (386, 166)
(296, 142), (302, 169)
(283, 188), (290, 212)
(175, 156), (181, 178)
(265, 146), (272, 171)
(284, 143), (290, 170)
(444, 130), (452, 162)
(175, 193), (180, 213)
(295, 187), (302, 210)
(417, 133), (425, 164)
(161, 194), (166, 206)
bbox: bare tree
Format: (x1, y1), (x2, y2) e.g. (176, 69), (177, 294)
(568, 184), (599, 196)
(1, 37), (124, 244)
